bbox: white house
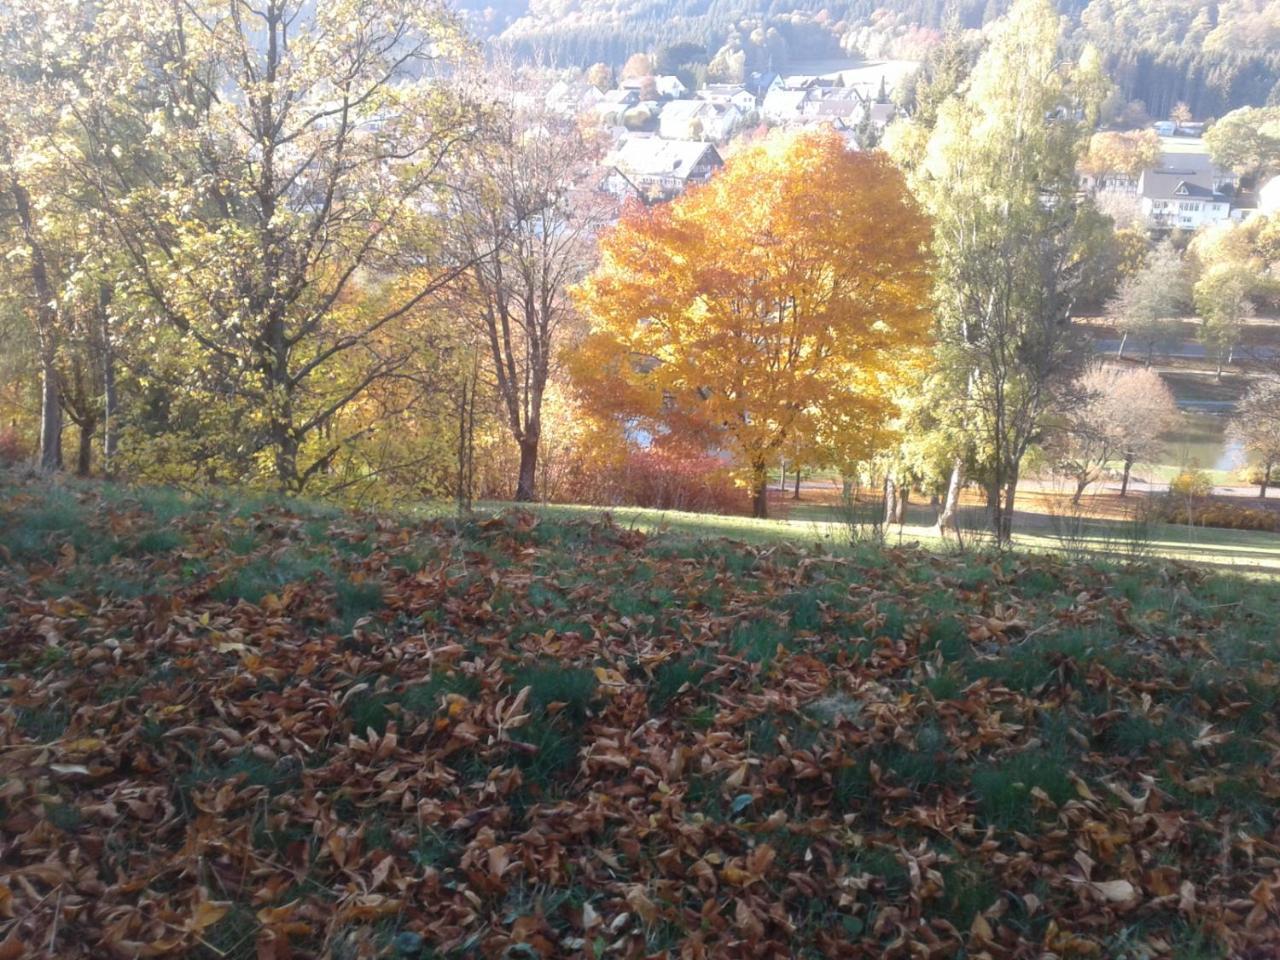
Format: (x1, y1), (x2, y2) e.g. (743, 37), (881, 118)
(1138, 170), (1232, 230)
(800, 86), (864, 122)
(658, 99), (741, 142)
(595, 88), (641, 124)
(762, 87), (807, 124)
(620, 75), (687, 99)
(698, 83), (757, 113)
(544, 80), (604, 117)
(604, 138), (724, 201)
(1259, 176), (1280, 216)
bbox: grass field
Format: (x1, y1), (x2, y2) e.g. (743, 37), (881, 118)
(2, 472), (1280, 958)
(526, 497), (1280, 576)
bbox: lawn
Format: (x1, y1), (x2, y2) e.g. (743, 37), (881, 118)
(526, 497), (1280, 576)
(2, 473), (1280, 958)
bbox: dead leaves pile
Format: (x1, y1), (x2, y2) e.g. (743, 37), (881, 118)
(1, 479), (1279, 959)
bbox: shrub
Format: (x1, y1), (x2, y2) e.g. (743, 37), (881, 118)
(1151, 495), (1280, 532)
(573, 445), (745, 515)
(1169, 468), (1213, 498)
(0, 427), (28, 466)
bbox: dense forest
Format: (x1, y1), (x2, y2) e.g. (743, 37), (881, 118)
(468, 0), (1280, 116)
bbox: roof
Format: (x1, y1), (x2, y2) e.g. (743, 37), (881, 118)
(660, 99), (717, 122)
(1139, 171), (1225, 202)
(702, 83), (749, 96)
(611, 138), (722, 180)
(763, 88), (807, 113)
(600, 88), (638, 104)
(866, 102), (896, 124)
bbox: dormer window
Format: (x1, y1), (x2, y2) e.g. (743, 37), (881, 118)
(1175, 182), (1189, 196)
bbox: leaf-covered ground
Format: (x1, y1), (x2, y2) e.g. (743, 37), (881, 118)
(2, 475), (1280, 960)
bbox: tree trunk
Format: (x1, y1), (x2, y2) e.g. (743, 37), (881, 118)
(1072, 476), (1088, 505)
(1262, 460), (1273, 500)
(893, 484), (909, 524)
(937, 459), (963, 539)
(76, 420), (95, 477)
(779, 460), (786, 493)
(883, 475), (896, 525)
(792, 468), (801, 500)
(101, 301), (118, 476)
(752, 468), (769, 519)
(1116, 331), (1127, 359)
(515, 436), (539, 502)
(999, 470), (1019, 545)
(39, 352), (62, 472)
(1120, 456), (1133, 498)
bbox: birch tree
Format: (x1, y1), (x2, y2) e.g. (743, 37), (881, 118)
(894, 0), (1106, 543)
(50, 0), (482, 491)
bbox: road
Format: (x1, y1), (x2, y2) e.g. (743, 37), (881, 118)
(1093, 339), (1278, 361)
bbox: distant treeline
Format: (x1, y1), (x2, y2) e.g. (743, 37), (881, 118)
(471, 0), (1280, 116)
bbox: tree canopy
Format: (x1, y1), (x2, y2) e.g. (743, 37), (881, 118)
(572, 130), (932, 517)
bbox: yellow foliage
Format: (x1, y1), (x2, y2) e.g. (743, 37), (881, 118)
(570, 129), (933, 506)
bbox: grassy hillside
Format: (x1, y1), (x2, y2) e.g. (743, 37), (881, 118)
(2, 474), (1280, 958)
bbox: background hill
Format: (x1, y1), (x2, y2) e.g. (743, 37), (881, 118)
(463, 0), (1280, 117)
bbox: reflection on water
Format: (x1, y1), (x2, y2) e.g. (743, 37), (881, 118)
(1216, 437), (1245, 472)
(1160, 410), (1239, 474)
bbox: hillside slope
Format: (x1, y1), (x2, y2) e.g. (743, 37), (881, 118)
(1, 474), (1279, 958)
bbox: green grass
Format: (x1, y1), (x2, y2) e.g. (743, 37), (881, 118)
(4, 471), (1280, 958)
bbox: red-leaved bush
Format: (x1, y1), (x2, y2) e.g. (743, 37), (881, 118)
(0, 427), (28, 466)
(573, 446), (746, 515)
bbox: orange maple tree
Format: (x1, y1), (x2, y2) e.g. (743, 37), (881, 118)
(572, 130), (933, 517)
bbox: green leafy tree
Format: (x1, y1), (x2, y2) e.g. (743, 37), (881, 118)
(894, 0), (1107, 543)
(1194, 263), (1257, 380)
(1204, 106), (1280, 182)
(1109, 240), (1188, 363)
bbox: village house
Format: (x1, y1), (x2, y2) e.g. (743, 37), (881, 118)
(1260, 176), (1280, 216)
(698, 84), (758, 113)
(800, 86), (865, 122)
(762, 87), (808, 124)
(1138, 170), (1232, 230)
(658, 100), (742, 142)
(1085, 137), (1240, 228)
(620, 75), (688, 99)
(604, 138), (724, 202)
(544, 79), (604, 117)
(596, 87), (641, 121)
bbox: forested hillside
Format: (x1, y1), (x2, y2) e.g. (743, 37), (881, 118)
(476, 0), (1280, 116)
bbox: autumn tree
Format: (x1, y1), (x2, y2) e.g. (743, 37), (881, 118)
(1230, 378), (1280, 499)
(1047, 364), (1177, 501)
(0, 4), (100, 473)
(52, 0), (482, 492)
(620, 53), (653, 79)
(572, 130), (932, 519)
(895, 0), (1107, 542)
(445, 70), (607, 501)
(585, 63), (613, 91)
(1110, 240), (1187, 362)
(1080, 129), (1161, 183)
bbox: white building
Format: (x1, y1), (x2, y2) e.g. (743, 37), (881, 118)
(762, 87), (807, 124)
(699, 83), (757, 113)
(604, 138), (724, 201)
(657, 100), (742, 142)
(1138, 170), (1232, 230)
(1259, 176), (1280, 216)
